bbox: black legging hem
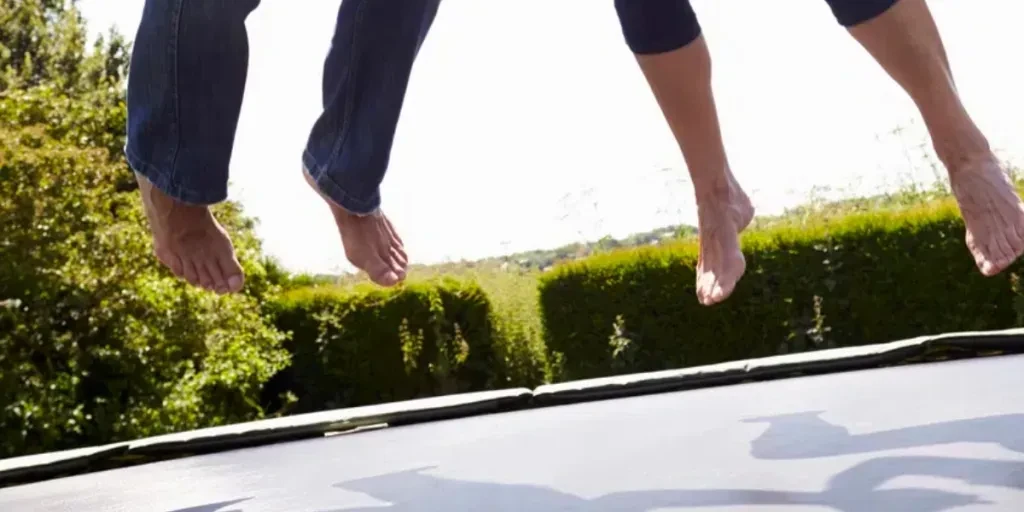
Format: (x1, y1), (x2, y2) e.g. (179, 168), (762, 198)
(614, 0), (702, 56)
(615, 0), (901, 56)
(827, 0), (900, 27)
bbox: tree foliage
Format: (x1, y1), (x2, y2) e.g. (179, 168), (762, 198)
(0, 0), (128, 94)
(0, 0), (288, 457)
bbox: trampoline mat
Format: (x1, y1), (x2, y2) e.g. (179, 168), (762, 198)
(2, 353), (1023, 512)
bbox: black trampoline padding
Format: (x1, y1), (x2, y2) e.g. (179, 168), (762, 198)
(532, 328), (1024, 405)
(0, 444), (130, 491)
(0, 388), (532, 486)
(125, 387), (533, 457)
(2, 352), (1023, 511)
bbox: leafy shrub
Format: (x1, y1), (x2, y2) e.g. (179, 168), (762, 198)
(538, 199), (1019, 380)
(475, 269), (550, 387)
(0, 1), (292, 456)
(323, 264), (552, 390)
(0, 126), (288, 457)
(266, 278), (510, 413)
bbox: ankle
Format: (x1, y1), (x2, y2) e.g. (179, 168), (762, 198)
(918, 101), (993, 171)
(696, 172), (749, 205)
(693, 172), (733, 200)
(933, 130), (993, 173)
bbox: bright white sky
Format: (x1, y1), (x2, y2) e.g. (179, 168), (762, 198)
(80, 0), (1024, 275)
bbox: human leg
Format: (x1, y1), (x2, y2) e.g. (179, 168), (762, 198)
(828, 0), (1024, 276)
(614, 0), (754, 306)
(302, 0), (441, 286)
(125, 0), (260, 293)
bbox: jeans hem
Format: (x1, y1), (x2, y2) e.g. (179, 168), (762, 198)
(124, 146), (228, 205)
(302, 150), (381, 216)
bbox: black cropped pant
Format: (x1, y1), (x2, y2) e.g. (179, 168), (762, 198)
(615, 0), (900, 55)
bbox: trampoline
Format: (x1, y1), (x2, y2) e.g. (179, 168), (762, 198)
(2, 329), (1024, 511)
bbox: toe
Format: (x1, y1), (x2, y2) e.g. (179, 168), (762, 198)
(981, 235), (1012, 277)
(375, 245), (394, 274)
(204, 260), (227, 294)
(979, 258), (997, 277)
(708, 281), (729, 306)
(695, 271), (713, 306)
(695, 259), (744, 306)
(181, 259), (202, 287)
(391, 242), (408, 267)
(389, 247), (408, 277)
(965, 232), (988, 272)
(698, 275), (732, 307)
(383, 215), (404, 246)
(360, 249), (401, 287)
(195, 262), (216, 291)
(369, 266), (401, 287)
(218, 255), (245, 293)
(371, 235), (405, 282)
(227, 274), (245, 293)
(155, 247), (185, 277)
(389, 239), (409, 278)
(697, 288), (711, 306)
(379, 271), (401, 287)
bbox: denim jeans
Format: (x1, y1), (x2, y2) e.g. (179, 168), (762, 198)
(125, 0), (896, 214)
(126, 0), (440, 215)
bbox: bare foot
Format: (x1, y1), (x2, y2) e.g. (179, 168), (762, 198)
(695, 175), (755, 306)
(948, 155), (1024, 277)
(136, 174), (245, 294)
(303, 171), (408, 286)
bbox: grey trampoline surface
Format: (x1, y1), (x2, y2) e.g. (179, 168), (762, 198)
(3, 354), (1024, 512)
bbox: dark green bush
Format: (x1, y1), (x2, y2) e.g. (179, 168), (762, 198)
(0, 1), (292, 457)
(538, 200), (1020, 381)
(0, 126), (289, 458)
(266, 278), (510, 413)
(475, 270), (550, 388)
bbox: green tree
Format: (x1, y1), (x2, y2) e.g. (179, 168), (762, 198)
(0, 0), (290, 457)
(0, 0), (118, 91)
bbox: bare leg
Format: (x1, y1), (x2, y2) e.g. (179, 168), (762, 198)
(126, 1), (255, 294)
(301, 0), (439, 286)
(634, 36), (754, 305)
(847, 0), (1024, 276)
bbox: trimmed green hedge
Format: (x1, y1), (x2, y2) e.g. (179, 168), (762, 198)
(265, 278), (518, 413)
(538, 200), (1021, 381)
